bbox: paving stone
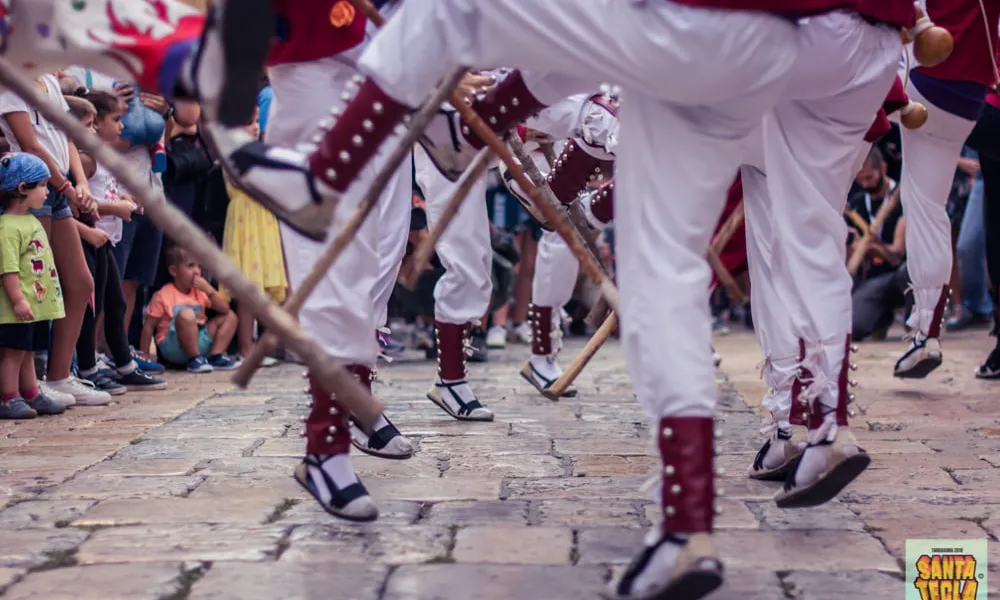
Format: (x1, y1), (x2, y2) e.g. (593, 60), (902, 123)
(425, 501), (528, 526)
(537, 499), (643, 527)
(577, 527), (645, 565)
(443, 454), (564, 478)
(189, 561), (387, 600)
(0, 567), (23, 591)
(716, 530), (898, 572)
(0, 529), (90, 568)
(39, 475), (204, 500)
(113, 438), (256, 460)
(572, 455), (658, 477)
(709, 570), (791, 600)
(382, 564), (607, 600)
(747, 500), (866, 531)
(280, 525), (450, 565)
(504, 477), (648, 500)
(453, 526), (572, 565)
(554, 438), (653, 457)
(282, 499), (422, 526)
(75, 525), (287, 563)
(643, 498), (760, 530)
(2, 562), (182, 600)
(81, 459), (199, 478)
(72, 496), (280, 527)
(783, 570), (905, 600)
(864, 518), (988, 560)
(190, 457), (298, 478)
(0, 500), (96, 529)
(418, 434), (553, 457)
(354, 454), (445, 479)
(364, 477), (499, 501)
(186, 476), (302, 502)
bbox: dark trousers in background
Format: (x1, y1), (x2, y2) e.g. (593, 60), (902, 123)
(852, 264), (910, 342)
(965, 103), (1000, 330)
(77, 241), (131, 372)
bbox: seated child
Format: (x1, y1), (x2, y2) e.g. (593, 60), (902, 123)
(141, 246), (240, 373)
(0, 154), (66, 418)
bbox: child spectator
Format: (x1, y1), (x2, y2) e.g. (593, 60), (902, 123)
(221, 107), (287, 363)
(0, 154), (67, 418)
(141, 246), (240, 373)
(0, 73), (107, 407)
(74, 90), (167, 394)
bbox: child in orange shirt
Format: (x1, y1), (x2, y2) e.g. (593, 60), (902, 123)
(140, 246), (240, 373)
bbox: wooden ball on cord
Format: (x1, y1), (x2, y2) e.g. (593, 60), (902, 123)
(900, 102), (928, 129)
(913, 27), (954, 68)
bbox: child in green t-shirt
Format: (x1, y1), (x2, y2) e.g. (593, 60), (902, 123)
(0, 153), (66, 419)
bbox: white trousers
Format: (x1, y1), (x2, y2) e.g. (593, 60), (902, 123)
(360, 0), (799, 419)
(268, 54), (411, 364)
(741, 13), (900, 414)
(898, 82), (977, 334)
(414, 145), (492, 325)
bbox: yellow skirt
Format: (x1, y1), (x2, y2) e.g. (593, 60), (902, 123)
(221, 179), (288, 304)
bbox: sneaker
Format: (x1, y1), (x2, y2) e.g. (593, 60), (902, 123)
(130, 349), (166, 375)
(115, 369), (168, 391)
(25, 392), (65, 416)
(82, 371), (127, 396)
(39, 381), (75, 408)
(187, 356), (214, 374)
(45, 378), (112, 406)
(975, 343), (1000, 380)
(376, 328), (406, 359)
(207, 354), (241, 371)
(485, 325), (507, 349)
(511, 322), (532, 345)
(0, 397), (36, 419)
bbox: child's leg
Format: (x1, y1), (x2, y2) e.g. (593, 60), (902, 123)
(20, 344), (64, 415)
(206, 312), (239, 356)
(48, 218), (95, 381)
(101, 248), (137, 373)
(236, 303), (255, 357)
(76, 242), (102, 375)
(172, 309), (206, 359)
(0, 348), (26, 398)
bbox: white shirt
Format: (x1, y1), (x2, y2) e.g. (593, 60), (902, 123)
(90, 161), (124, 245)
(0, 74), (71, 174)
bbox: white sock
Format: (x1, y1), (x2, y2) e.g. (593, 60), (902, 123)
(307, 454), (359, 494)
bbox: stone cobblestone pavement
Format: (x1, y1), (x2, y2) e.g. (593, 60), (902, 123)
(1, 327), (998, 599)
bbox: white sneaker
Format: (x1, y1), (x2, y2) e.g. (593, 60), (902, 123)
(512, 322), (532, 345)
(485, 326), (507, 349)
(39, 381), (75, 408)
(45, 377), (112, 406)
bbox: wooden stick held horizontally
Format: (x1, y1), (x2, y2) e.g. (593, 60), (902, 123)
(232, 67), (468, 388)
(0, 58), (386, 426)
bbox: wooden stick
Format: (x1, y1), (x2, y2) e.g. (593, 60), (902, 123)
(847, 187), (900, 276)
(232, 66), (467, 388)
(349, 0), (621, 314)
(710, 200), (744, 255)
(0, 58), (386, 426)
(845, 209), (889, 263)
(506, 134), (609, 281)
(402, 148), (491, 289)
(708, 247), (746, 305)
(544, 313), (618, 399)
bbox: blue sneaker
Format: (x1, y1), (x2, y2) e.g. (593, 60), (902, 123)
(187, 356), (214, 374)
(131, 348), (166, 374)
(207, 354), (241, 371)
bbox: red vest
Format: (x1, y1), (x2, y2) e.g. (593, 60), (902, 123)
(267, 0), (368, 66)
(917, 0), (1000, 87)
